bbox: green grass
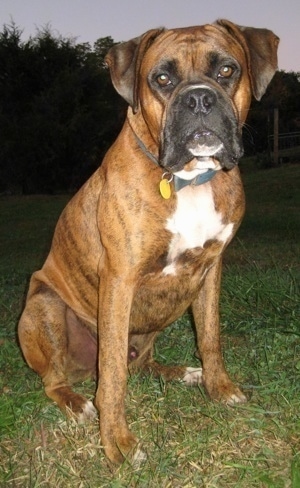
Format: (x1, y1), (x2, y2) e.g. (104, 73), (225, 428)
(0, 164), (299, 487)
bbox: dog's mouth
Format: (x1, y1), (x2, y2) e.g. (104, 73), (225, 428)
(174, 130), (223, 179)
(174, 156), (221, 180)
(160, 125), (242, 174)
(188, 130), (223, 158)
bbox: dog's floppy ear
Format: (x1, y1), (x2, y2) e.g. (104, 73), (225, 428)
(105, 28), (164, 112)
(216, 19), (279, 100)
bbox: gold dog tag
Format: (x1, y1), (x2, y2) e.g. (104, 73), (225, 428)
(159, 173), (173, 199)
(159, 178), (171, 199)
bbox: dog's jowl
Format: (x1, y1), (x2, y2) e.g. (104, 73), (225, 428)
(18, 20), (279, 465)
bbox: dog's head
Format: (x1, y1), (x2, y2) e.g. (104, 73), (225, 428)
(105, 20), (279, 173)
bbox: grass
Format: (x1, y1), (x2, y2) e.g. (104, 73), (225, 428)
(0, 163), (299, 487)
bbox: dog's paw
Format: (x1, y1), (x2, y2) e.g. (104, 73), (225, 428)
(181, 367), (203, 386)
(226, 390), (247, 406)
(206, 379), (247, 405)
(77, 400), (98, 423)
(131, 445), (147, 468)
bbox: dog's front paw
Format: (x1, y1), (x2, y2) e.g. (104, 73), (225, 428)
(103, 429), (146, 467)
(225, 388), (247, 405)
(131, 444), (147, 468)
(204, 375), (247, 405)
(181, 367), (203, 386)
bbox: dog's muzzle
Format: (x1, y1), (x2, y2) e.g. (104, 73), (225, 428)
(159, 85), (244, 172)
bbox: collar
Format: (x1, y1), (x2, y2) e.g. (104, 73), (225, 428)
(134, 133), (217, 191)
(173, 168), (216, 191)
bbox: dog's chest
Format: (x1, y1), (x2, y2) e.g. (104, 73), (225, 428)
(163, 184), (233, 274)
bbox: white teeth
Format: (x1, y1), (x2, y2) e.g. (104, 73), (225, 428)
(189, 143), (223, 157)
(193, 158), (217, 169)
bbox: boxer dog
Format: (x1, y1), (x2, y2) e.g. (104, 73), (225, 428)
(18, 20), (279, 465)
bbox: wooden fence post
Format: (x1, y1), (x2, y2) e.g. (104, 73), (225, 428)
(273, 107), (279, 165)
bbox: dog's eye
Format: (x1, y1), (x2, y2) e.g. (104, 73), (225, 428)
(157, 74), (172, 87)
(218, 66), (234, 78)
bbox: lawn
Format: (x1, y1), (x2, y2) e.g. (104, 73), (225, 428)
(0, 163), (299, 487)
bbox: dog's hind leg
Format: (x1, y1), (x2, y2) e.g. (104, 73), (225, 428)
(18, 280), (97, 421)
(128, 333), (203, 385)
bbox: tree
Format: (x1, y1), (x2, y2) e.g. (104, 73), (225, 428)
(243, 71), (300, 158)
(93, 36), (116, 65)
(0, 23), (125, 193)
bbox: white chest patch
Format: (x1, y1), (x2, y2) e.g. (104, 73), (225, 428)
(163, 184), (233, 275)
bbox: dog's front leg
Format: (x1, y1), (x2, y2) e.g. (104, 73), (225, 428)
(192, 257), (247, 405)
(95, 272), (143, 466)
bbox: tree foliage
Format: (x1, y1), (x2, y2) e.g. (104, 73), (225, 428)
(0, 22), (299, 193)
(243, 70), (300, 156)
(0, 22), (126, 193)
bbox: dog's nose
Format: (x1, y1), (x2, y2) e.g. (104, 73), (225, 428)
(185, 88), (216, 115)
